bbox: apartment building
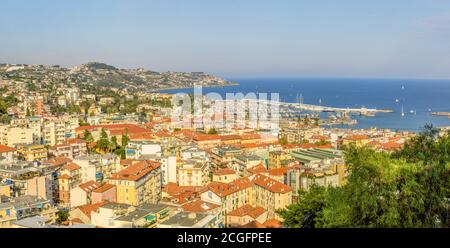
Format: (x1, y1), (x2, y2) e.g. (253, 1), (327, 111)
(0, 162), (56, 201)
(252, 174), (292, 219)
(16, 144), (48, 162)
(0, 195), (58, 228)
(177, 159), (210, 187)
(70, 180), (101, 208)
(73, 154), (121, 183)
(0, 145), (16, 163)
(107, 160), (162, 206)
(58, 162), (82, 206)
(48, 138), (87, 159)
(201, 174), (292, 221)
(0, 125), (33, 147)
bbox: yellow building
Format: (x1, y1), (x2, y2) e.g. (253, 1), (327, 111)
(17, 144), (48, 162)
(212, 168), (238, 183)
(108, 160), (162, 206)
(202, 174), (292, 221)
(177, 159), (209, 187)
(268, 151), (293, 169)
(0, 183), (11, 197)
(251, 174), (292, 219)
(342, 135), (370, 147)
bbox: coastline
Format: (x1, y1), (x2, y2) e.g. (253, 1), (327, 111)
(148, 82), (240, 93)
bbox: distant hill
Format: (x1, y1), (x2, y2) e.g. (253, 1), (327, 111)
(0, 62), (237, 92)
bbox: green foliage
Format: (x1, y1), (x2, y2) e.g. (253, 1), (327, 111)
(279, 137), (288, 145)
(280, 125), (450, 228)
(314, 140), (331, 146)
(50, 104), (81, 115)
(0, 99), (8, 114)
(56, 210), (69, 224)
(277, 185), (327, 228)
(207, 128), (218, 135)
(96, 128), (111, 153)
(83, 130), (94, 143)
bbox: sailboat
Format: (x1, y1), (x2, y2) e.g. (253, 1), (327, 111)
(401, 105), (405, 117)
(395, 98), (399, 103)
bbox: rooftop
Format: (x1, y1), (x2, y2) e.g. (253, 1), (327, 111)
(109, 160), (161, 181)
(227, 204), (266, 219)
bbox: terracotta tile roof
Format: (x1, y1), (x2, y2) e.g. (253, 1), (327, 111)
(194, 134), (222, 142)
(0, 144), (16, 153)
(344, 135), (369, 141)
(213, 168), (236, 176)
(120, 159), (134, 167)
(206, 177), (253, 197)
(206, 181), (235, 197)
(62, 162), (81, 171)
(92, 183), (115, 193)
(128, 132), (155, 141)
(76, 124), (150, 135)
(388, 136), (402, 142)
(268, 167), (289, 176)
(181, 200), (220, 213)
(252, 174), (291, 193)
(247, 164), (268, 174)
(220, 135), (241, 141)
(227, 204), (266, 219)
(109, 160), (161, 181)
(240, 133), (261, 140)
(44, 156), (73, 167)
(163, 182), (205, 196)
(206, 174), (291, 197)
(58, 174), (72, 180)
(368, 140), (381, 147)
(78, 180), (101, 192)
(153, 130), (172, 138)
(75, 201), (109, 218)
(239, 219), (283, 228)
(262, 219), (283, 228)
(240, 220), (266, 228)
(380, 141), (403, 151)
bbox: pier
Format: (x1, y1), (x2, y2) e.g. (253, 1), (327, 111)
(211, 98), (393, 117)
(277, 102), (393, 116)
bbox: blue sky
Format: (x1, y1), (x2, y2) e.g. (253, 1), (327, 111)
(1, 0), (450, 79)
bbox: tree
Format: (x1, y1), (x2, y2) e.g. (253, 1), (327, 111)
(96, 128), (111, 153)
(315, 140), (331, 146)
(279, 127), (450, 228)
(56, 210), (69, 224)
(303, 117), (310, 126)
(279, 137), (288, 145)
(277, 185), (327, 228)
(0, 100), (8, 114)
(83, 130), (94, 143)
(207, 128), (218, 135)
(121, 130), (129, 147)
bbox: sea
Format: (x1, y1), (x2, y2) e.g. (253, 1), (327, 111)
(158, 78), (450, 132)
